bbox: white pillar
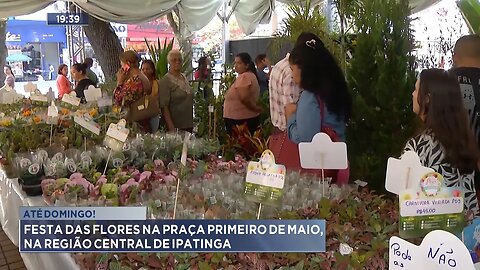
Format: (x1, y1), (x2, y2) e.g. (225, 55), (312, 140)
(221, 0), (229, 65)
(325, 0), (334, 31)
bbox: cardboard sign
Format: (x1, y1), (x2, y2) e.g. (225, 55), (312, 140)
(386, 151), (434, 195)
(244, 150), (286, 206)
(84, 85), (102, 102)
(74, 114), (100, 136)
(390, 230), (475, 270)
(298, 133), (348, 170)
(399, 172), (465, 239)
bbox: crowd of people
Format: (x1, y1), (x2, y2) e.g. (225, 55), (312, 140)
(4, 32), (479, 216)
(219, 31), (480, 217)
(266, 32), (480, 217)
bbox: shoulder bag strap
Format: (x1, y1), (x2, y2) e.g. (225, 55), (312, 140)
(315, 95), (325, 130)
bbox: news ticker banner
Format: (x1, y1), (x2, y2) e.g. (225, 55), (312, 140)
(19, 207), (326, 253)
(20, 206), (147, 220)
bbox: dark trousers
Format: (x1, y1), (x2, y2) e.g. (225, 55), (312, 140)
(224, 116), (260, 136)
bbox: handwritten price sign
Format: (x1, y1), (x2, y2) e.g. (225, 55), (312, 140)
(389, 230), (474, 269)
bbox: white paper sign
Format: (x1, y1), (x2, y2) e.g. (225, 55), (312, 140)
(61, 92), (81, 107)
(30, 93), (48, 102)
(180, 132), (191, 166)
(106, 119), (129, 142)
(389, 230), (475, 270)
(74, 114), (101, 135)
(389, 236), (417, 269)
(23, 82), (37, 93)
(298, 132), (348, 169)
(47, 101), (58, 117)
(385, 151), (435, 195)
(0, 87), (20, 104)
(84, 85), (102, 102)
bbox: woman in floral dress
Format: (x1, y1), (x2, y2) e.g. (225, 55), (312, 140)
(404, 68), (480, 215)
(114, 51), (152, 131)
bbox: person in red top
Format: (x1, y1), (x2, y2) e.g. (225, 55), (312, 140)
(194, 56), (211, 81)
(56, 64), (71, 99)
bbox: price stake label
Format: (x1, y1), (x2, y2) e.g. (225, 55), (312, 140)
(74, 114), (101, 136)
(399, 172), (465, 239)
(244, 150), (286, 206)
(106, 120), (129, 143)
(104, 119), (130, 152)
(180, 132), (191, 166)
(47, 101), (59, 117)
(61, 92), (81, 108)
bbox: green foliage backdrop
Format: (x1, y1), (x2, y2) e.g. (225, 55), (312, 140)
(346, 0), (417, 190)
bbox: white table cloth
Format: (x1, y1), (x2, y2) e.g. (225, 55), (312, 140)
(0, 171), (80, 270)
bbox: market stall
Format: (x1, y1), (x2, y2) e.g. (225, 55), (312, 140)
(0, 81), (402, 269)
(0, 171), (79, 270)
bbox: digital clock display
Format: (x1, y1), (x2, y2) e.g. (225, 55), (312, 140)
(47, 13), (89, 26)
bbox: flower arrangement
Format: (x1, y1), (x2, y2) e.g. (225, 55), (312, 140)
(72, 188), (400, 270)
(64, 173), (94, 202)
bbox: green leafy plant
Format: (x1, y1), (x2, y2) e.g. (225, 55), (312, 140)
(145, 37), (175, 78)
(271, 0), (342, 65)
(457, 0), (480, 34)
(75, 188), (401, 269)
(346, 0), (417, 190)
(145, 37), (193, 79)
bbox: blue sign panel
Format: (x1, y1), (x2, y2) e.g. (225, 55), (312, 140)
(47, 13), (88, 26)
(7, 19), (66, 45)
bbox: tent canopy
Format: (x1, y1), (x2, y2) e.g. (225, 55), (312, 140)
(0, 0), (442, 35)
(6, 54), (32, 62)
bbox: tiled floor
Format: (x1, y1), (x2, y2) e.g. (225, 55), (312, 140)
(0, 227), (26, 270)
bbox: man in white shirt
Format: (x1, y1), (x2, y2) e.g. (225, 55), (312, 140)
(268, 32), (321, 165)
(269, 32), (320, 132)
